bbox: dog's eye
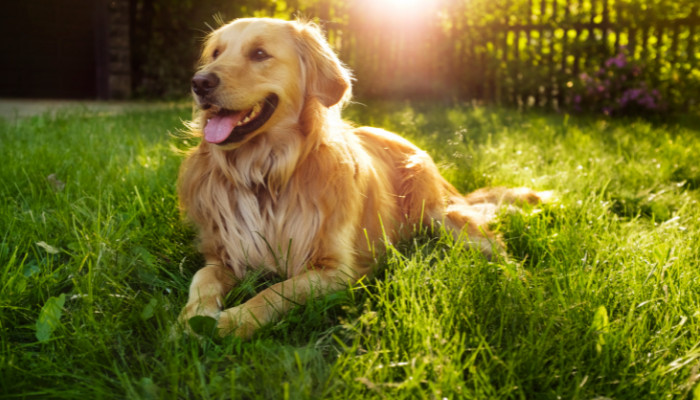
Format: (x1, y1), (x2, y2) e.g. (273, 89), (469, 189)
(250, 48), (271, 61)
(213, 49), (220, 60)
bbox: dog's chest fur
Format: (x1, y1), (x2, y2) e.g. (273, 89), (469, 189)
(189, 142), (332, 280)
(231, 184), (319, 275)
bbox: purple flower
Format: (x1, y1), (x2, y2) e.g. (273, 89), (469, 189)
(616, 55), (627, 68)
(572, 52), (661, 115)
(605, 53), (627, 68)
(618, 87), (661, 111)
(639, 94), (657, 109)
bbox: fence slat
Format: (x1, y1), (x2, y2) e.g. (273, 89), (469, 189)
(602, 0), (609, 57)
(628, 26), (637, 59)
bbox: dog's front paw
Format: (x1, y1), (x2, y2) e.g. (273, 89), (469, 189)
(217, 305), (259, 340)
(170, 300), (223, 340)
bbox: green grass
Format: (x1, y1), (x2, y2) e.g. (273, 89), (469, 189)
(1, 103), (700, 399)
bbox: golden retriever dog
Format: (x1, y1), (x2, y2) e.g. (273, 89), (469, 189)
(176, 18), (548, 339)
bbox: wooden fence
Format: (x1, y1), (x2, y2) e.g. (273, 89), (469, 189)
(301, 0), (700, 110)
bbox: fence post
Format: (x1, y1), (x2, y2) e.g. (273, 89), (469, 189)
(612, 0), (621, 52)
(500, 20), (509, 104)
(654, 24), (664, 85)
(688, 6), (698, 65)
(641, 21), (650, 61)
(686, 5), (699, 110)
(560, 0), (571, 101)
(601, 0), (609, 58)
(584, 0), (596, 69)
(514, 27), (522, 106)
(628, 14), (637, 60)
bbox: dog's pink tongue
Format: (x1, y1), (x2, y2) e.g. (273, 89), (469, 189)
(204, 111), (246, 143)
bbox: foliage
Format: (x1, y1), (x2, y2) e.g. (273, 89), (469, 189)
(129, 0), (700, 114)
(2, 104), (700, 398)
(35, 293), (66, 343)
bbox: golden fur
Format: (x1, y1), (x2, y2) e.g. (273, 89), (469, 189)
(176, 18), (547, 339)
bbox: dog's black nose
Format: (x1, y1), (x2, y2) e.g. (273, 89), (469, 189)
(191, 73), (220, 96)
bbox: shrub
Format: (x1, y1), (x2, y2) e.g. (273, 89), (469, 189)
(571, 50), (664, 116)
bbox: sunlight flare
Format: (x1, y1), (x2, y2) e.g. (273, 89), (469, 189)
(382, 0), (430, 9)
(364, 0), (438, 19)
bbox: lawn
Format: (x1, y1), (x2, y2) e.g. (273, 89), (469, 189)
(1, 103), (700, 399)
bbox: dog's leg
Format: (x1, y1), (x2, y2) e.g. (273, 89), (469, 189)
(176, 261), (237, 333)
(216, 262), (359, 339)
(464, 186), (552, 209)
(443, 187), (551, 259)
(442, 199), (506, 260)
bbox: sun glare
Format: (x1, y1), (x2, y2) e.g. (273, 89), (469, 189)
(383, 0), (428, 8)
(368, 0), (437, 18)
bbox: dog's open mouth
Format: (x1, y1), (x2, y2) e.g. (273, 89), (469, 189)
(203, 94), (278, 145)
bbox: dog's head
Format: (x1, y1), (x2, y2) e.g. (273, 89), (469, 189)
(192, 18), (352, 148)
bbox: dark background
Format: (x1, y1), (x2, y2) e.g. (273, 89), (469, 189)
(0, 0), (106, 99)
(0, 0), (698, 115)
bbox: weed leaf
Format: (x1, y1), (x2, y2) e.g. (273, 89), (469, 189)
(133, 247), (155, 267)
(592, 305), (609, 354)
(23, 260), (40, 278)
(139, 377), (159, 399)
(36, 293), (66, 342)
(188, 315), (218, 337)
(140, 299), (158, 320)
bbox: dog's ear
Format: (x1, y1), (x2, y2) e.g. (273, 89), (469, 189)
(294, 21), (352, 108)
